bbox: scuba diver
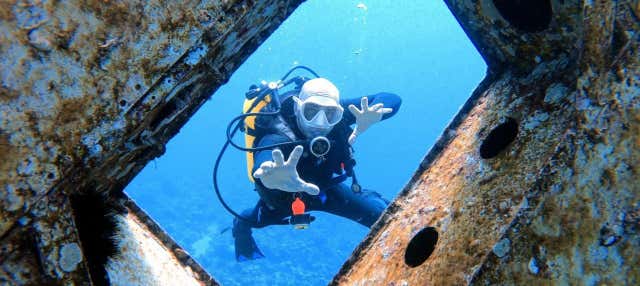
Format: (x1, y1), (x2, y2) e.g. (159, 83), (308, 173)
(215, 67), (401, 261)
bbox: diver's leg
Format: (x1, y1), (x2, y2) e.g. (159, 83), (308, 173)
(232, 200), (290, 261)
(232, 203), (265, 261)
(314, 184), (389, 227)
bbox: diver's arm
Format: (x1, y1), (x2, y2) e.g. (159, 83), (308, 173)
(340, 92), (401, 125)
(253, 135), (319, 195)
(342, 93), (401, 144)
(253, 134), (290, 174)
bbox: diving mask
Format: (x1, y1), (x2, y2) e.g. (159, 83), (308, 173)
(295, 78), (343, 138)
(299, 98), (344, 126)
(294, 96), (344, 138)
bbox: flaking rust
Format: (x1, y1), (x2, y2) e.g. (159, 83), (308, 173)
(332, 0), (639, 285)
(1, 0), (303, 284)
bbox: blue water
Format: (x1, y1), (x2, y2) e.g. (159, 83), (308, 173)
(126, 1), (485, 285)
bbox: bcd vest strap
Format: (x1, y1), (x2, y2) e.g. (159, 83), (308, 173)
(242, 94), (298, 182)
(243, 95), (272, 182)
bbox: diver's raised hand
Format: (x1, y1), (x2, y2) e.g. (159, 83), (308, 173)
(253, 145), (320, 195)
(347, 96), (393, 145)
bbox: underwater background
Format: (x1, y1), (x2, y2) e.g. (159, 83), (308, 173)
(126, 1), (486, 285)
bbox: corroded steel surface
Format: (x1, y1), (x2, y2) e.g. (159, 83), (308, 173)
(107, 202), (213, 285)
(114, 196), (216, 285)
(446, 0), (582, 72)
(1, 191), (91, 285)
(332, 0), (639, 285)
(1, 0), (302, 284)
(2, 0), (638, 285)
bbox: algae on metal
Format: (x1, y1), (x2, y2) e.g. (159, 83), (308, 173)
(1, 0), (303, 284)
(1, 0), (638, 285)
(332, 0), (639, 285)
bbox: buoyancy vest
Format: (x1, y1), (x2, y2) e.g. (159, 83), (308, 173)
(242, 92), (298, 182)
(241, 90), (360, 195)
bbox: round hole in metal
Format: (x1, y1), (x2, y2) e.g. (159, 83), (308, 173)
(492, 0), (552, 32)
(480, 118), (518, 159)
(404, 227), (439, 268)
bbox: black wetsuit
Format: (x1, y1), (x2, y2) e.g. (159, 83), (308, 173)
(233, 92), (401, 260)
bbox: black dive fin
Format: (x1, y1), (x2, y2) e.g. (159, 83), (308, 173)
(234, 234), (265, 262)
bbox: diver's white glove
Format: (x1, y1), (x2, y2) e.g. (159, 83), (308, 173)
(253, 145), (320, 195)
(347, 97), (393, 145)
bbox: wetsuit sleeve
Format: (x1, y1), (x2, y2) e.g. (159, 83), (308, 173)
(252, 133), (291, 176)
(340, 92), (402, 126)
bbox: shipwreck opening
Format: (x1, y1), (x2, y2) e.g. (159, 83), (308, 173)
(125, 1), (486, 285)
(404, 227), (439, 268)
(479, 118), (519, 159)
(492, 0), (552, 32)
